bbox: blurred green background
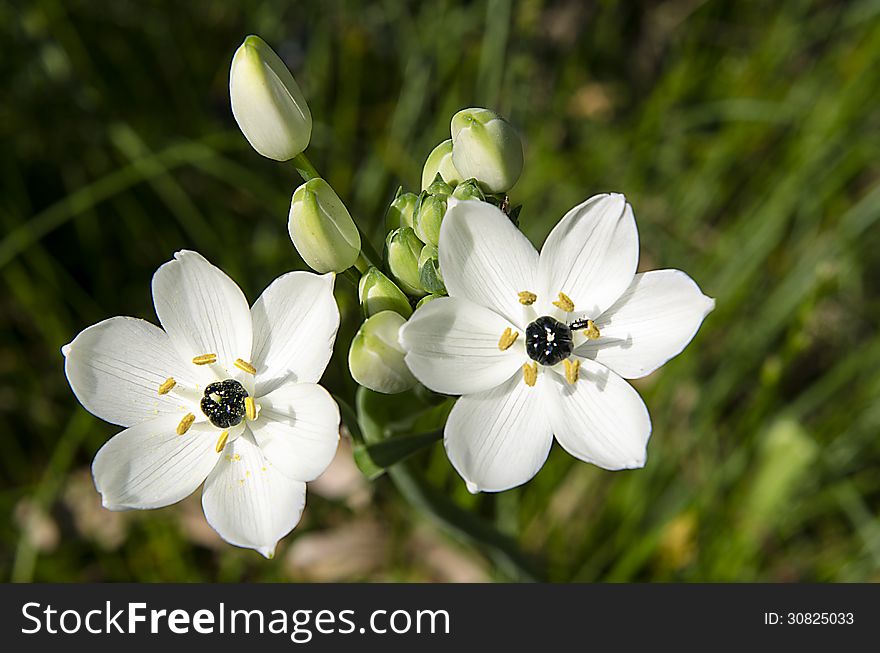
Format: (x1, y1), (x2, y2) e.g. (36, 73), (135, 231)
(2, 0), (879, 582)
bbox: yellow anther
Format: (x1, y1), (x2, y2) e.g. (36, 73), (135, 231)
(245, 396), (257, 421)
(522, 362), (538, 387)
(563, 358), (580, 385)
(552, 292), (575, 313)
(497, 328), (519, 351)
(235, 358), (257, 375)
(176, 413), (195, 436)
(192, 353), (217, 366)
(582, 319), (601, 340)
(518, 291), (537, 306)
(157, 377), (176, 395)
(215, 431), (229, 453)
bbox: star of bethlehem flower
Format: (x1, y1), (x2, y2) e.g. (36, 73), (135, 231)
(400, 194), (715, 493)
(62, 251), (341, 557)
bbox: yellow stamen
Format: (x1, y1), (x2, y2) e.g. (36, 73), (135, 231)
(176, 413), (195, 435)
(497, 328), (519, 351)
(563, 358), (580, 385)
(552, 292), (575, 313)
(215, 431), (229, 453)
(157, 377), (176, 395)
(192, 353), (217, 366)
(245, 396), (256, 421)
(235, 358), (257, 375)
(518, 291), (537, 306)
(522, 362), (538, 387)
(582, 319), (601, 340)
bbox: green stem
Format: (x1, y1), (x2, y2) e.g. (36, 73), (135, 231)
(342, 266), (361, 287)
(291, 152), (320, 181)
(354, 252), (370, 274)
(291, 151), (381, 269)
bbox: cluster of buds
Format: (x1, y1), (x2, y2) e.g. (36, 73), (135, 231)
(352, 108), (524, 393)
(229, 35), (523, 395)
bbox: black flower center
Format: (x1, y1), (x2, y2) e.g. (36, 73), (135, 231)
(201, 379), (248, 428)
(525, 316), (573, 366)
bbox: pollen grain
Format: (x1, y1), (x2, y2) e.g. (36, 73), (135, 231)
(563, 358), (580, 385)
(235, 358), (257, 375)
(176, 412), (195, 435)
(582, 319), (601, 340)
(552, 292), (575, 313)
(518, 291), (537, 306)
(498, 328), (519, 351)
(157, 377), (176, 395)
(522, 362), (538, 387)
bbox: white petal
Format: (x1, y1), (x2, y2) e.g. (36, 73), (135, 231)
(152, 250), (253, 375)
(537, 194), (638, 318)
(202, 432), (306, 558)
(63, 317), (202, 427)
(546, 359), (651, 470)
(576, 270), (715, 378)
(92, 414), (220, 510)
(439, 199), (539, 327)
(251, 271), (339, 396)
(249, 383), (340, 482)
(444, 373), (553, 492)
(400, 296), (526, 395)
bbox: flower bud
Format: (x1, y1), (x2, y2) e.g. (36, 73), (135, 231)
(230, 35), (312, 161)
(413, 192), (447, 248)
(450, 107), (523, 193)
(288, 178), (361, 273)
(452, 178), (486, 202)
(348, 311), (417, 394)
(384, 190), (419, 232)
(385, 227), (425, 296)
(425, 176), (453, 198)
(358, 267), (412, 318)
(416, 294), (441, 309)
(418, 244), (445, 295)
(421, 139), (462, 190)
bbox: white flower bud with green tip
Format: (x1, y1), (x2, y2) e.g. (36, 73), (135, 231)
(359, 267), (412, 318)
(230, 35), (312, 161)
(385, 191), (419, 231)
(288, 178), (361, 273)
(414, 193), (447, 247)
(452, 178), (486, 202)
(385, 227), (425, 297)
(418, 244), (445, 295)
(450, 108), (523, 194)
(421, 139), (462, 190)
(349, 311), (417, 394)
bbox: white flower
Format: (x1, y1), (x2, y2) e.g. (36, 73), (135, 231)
(62, 251), (341, 557)
(400, 195), (714, 493)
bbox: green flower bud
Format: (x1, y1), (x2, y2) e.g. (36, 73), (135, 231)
(413, 192), (447, 247)
(230, 35), (312, 161)
(418, 244), (446, 295)
(421, 139), (462, 190)
(416, 294), (441, 309)
(385, 227), (425, 296)
(288, 178), (361, 273)
(451, 178), (486, 202)
(384, 191), (419, 231)
(348, 311), (417, 394)
(450, 107), (523, 193)
(358, 267), (412, 318)
(425, 175), (453, 197)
